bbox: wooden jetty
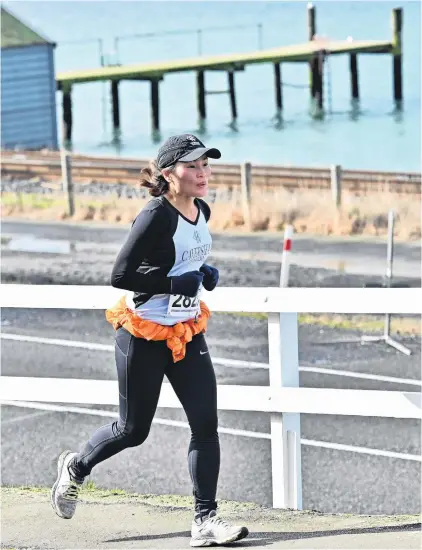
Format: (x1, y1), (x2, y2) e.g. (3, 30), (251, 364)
(56, 5), (403, 142)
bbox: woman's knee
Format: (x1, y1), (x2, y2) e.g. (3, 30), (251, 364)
(190, 414), (218, 441)
(114, 420), (151, 447)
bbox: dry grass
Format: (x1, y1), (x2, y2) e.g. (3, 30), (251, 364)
(210, 187), (421, 240)
(1, 193), (145, 224)
(1, 187), (420, 240)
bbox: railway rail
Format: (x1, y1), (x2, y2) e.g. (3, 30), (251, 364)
(1, 150), (420, 195)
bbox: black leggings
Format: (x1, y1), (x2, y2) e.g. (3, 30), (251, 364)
(72, 327), (220, 517)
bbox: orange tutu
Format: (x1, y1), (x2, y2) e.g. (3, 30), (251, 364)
(105, 296), (211, 363)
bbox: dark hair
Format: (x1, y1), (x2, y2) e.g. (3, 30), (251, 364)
(139, 160), (175, 197)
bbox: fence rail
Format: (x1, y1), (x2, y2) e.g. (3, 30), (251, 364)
(1, 283), (421, 510)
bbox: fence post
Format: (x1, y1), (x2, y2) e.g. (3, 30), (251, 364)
(268, 311), (302, 510)
(330, 164), (342, 208)
(272, 223), (301, 509)
(60, 149), (75, 217)
(240, 162), (252, 229)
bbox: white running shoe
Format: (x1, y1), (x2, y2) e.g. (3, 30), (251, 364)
(51, 450), (84, 519)
(190, 510), (249, 547)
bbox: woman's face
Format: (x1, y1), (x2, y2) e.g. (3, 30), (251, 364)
(164, 155), (212, 198)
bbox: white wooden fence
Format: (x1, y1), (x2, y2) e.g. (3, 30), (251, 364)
(1, 284), (421, 510)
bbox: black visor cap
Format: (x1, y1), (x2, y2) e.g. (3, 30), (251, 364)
(157, 134), (221, 169)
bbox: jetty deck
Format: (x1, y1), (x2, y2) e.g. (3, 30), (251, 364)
(55, 4), (403, 142)
(56, 39), (392, 85)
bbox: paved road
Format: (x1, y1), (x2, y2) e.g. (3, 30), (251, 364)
(2, 219), (421, 278)
(1, 308), (420, 516)
(1, 219), (421, 515)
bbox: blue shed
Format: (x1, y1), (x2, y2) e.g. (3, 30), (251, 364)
(1, 5), (58, 150)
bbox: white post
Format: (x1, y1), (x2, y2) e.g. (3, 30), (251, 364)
(268, 311), (302, 510)
(280, 225), (293, 287)
(270, 224), (301, 510)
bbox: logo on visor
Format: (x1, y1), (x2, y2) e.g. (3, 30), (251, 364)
(186, 135), (202, 146)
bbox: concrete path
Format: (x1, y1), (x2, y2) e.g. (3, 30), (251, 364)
(2, 487), (421, 549)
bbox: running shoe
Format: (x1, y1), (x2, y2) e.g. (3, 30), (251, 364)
(190, 510), (249, 547)
(51, 450), (84, 519)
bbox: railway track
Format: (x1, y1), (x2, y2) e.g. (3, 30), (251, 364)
(1, 150), (420, 195)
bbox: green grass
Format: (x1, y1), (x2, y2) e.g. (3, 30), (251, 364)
(1, 192), (56, 210)
(2, 484), (256, 512)
(3, 485), (420, 528)
(83, 479), (127, 496)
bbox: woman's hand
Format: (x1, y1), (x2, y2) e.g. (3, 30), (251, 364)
(170, 271), (204, 297)
(200, 264), (219, 291)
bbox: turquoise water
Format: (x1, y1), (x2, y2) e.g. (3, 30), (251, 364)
(5, 0), (421, 171)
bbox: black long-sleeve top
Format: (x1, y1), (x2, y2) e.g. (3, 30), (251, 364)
(111, 195), (212, 314)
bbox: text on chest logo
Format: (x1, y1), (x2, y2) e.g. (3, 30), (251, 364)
(181, 243), (212, 262)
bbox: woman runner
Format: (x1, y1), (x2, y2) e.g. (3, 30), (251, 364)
(51, 133), (249, 547)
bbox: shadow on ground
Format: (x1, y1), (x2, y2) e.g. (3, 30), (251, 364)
(105, 522), (421, 546)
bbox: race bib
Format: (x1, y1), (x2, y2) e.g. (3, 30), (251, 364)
(167, 291), (201, 317)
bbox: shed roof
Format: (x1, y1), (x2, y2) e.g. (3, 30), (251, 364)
(1, 5), (55, 49)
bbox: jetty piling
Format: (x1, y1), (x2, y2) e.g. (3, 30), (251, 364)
(56, 5), (403, 142)
(228, 70), (237, 120)
(198, 66), (244, 122)
(150, 78), (160, 132)
(111, 80), (120, 130)
(274, 63), (283, 112)
(308, 4), (325, 112)
(349, 53), (359, 99)
(392, 7), (403, 102)
(62, 86), (72, 143)
(196, 70), (206, 120)
(307, 2), (316, 98)
(307, 3), (316, 41)
(310, 51), (324, 111)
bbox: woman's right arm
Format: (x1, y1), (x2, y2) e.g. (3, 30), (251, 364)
(110, 204), (171, 294)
